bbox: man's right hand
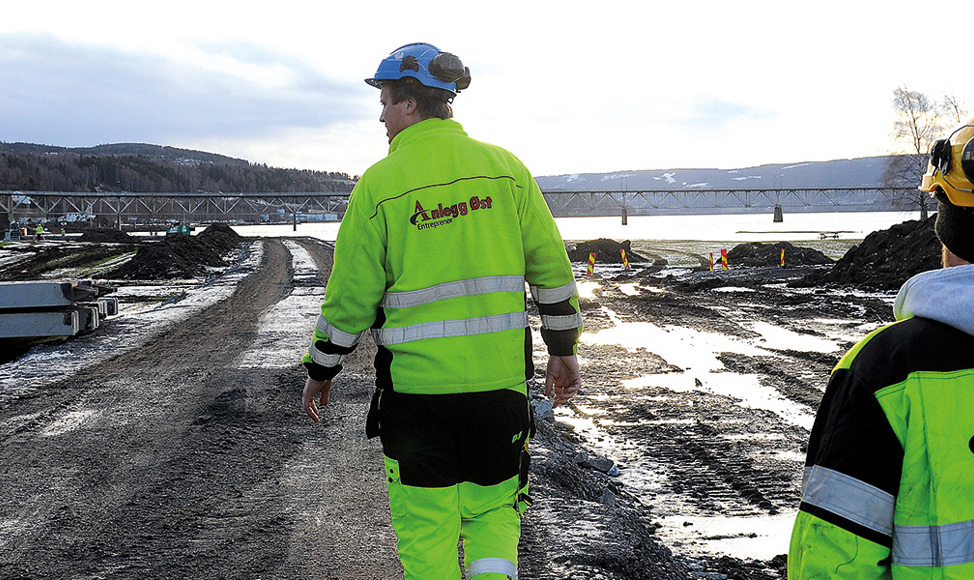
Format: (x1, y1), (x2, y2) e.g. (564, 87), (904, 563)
(302, 377), (333, 423)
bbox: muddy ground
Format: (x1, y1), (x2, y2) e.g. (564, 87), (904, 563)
(0, 229), (913, 579)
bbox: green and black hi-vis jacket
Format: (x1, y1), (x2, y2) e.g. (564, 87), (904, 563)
(790, 264), (974, 579)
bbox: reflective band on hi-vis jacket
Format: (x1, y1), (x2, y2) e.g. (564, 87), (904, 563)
(530, 281), (577, 304)
(309, 349), (345, 368)
(893, 519), (974, 567)
(309, 314), (366, 367)
(371, 312), (529, 346)
(314, 315), (365, 348)
(381, 275), (526, 309)
(540, 312), (585, 331)
(801, 465), (895, 537)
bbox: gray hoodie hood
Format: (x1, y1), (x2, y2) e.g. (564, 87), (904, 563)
(893, 264), (974, 336)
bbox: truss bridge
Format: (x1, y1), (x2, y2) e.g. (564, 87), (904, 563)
(541, 187), (916, 217)
(1, 187), (917, 227)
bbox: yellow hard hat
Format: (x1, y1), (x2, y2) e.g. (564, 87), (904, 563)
(919, 118), (974, 207)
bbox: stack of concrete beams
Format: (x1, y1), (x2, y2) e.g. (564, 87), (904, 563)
(0, 281), (118, 339)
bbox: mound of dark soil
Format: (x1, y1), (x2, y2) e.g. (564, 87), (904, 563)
(197, 223), (244, 253)
(727, 241), (832, 268)
(568, 239), (646, 264)
(78, 228), (137, 243)
(798, 215), (941, 291)
(108, 223), (245, 280)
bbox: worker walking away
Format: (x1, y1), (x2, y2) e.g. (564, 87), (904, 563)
(300, 43), (582, 580)
(788, 119), (974, 578)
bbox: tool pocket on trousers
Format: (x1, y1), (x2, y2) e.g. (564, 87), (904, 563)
(384, 456), (407, 518)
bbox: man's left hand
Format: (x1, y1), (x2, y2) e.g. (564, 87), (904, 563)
(303, 377), (333, 423)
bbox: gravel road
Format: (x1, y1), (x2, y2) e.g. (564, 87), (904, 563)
(0, 234), (899, 579)
(0, 239), (406, 579)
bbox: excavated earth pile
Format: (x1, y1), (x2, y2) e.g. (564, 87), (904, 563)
(107, 224), (245, 280)
(727, 241), (832, 268)
(568, 238), (648, 264)
(797, 215), (940, 290)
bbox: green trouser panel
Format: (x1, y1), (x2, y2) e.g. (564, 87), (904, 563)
(385, 458), (520, 579)
(459, 477), (521, 579)
(379, 388), (530, 580)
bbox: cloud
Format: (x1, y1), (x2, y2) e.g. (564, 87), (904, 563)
(0, 33), (365, 147)
(680, 99), (777, 130)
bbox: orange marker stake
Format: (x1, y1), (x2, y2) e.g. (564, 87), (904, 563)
(620, 249), (629, 270)
(587, 252), (596, 277)
(721, 249), (728, 271)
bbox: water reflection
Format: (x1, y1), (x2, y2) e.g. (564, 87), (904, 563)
(581, 308), (830, 430)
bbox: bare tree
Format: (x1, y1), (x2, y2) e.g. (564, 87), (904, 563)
(883, 86), (967, 219)
(943, 94), (967, 125)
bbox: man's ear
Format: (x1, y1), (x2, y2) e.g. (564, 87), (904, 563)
(404, 98), (418, 116)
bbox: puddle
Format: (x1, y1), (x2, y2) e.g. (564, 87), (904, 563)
(712, 286), (756, 293)
(577, 280), (599, 300)
(622, 372), (814, 430)
(744, 321), (839, 353)
(618, 283), (640, 296)
(581, 307), (831, 430)
(657, 512), (795, 561)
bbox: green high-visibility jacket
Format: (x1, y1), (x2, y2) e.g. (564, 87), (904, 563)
(789, 265), (974, 578)
(303, 118), (581, 395)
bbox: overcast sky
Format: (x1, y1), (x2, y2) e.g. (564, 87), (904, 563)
(1, 1), (970, 178)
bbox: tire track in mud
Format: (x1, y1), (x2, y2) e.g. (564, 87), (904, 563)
(563, 274), (875, 568)
(0, 238), (402, 579)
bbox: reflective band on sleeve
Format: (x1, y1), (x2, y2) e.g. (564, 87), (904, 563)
(540, 312), (583, 331)
(530, 281), (577, 304)
(893, 519), (974, 567)
(314, 315), (364, 348)
(371, 312), (528, 346)
(308, 341), (345, 368)
(801, 465), (895, 537)
(381, 275), (526, 309)
(466, 557), (518, 579)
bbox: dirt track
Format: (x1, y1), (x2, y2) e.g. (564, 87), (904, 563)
(0, 239), (405, 579)
(0, 234), (900, 579)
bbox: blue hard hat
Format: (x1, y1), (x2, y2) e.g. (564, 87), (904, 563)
(365, 43), (471, 95)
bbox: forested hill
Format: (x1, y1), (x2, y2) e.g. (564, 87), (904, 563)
(0, 142), (356, 193)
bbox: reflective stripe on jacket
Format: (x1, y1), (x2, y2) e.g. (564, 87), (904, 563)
(302, 118), (581, 394)
(789, 315), (974, 578)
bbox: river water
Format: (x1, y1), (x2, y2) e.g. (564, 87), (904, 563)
(231, 210), (920, 244)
